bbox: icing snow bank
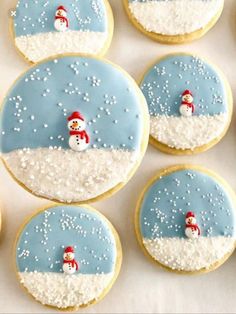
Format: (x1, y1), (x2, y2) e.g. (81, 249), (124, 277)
(129, 0), (223, 35)
(143, 236), (235, 271)
(15, 30), (108, 62)
(150, 113), (228, 150)
(19, 272), (113, 308)
(3, 148), (138, 202)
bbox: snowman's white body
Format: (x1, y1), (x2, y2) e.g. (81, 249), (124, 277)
(68, 117), (89, 152)
(179, 104), (193, 117)
(54, 18), (68, 32)
(185, 226), (199, 239)
(63, 262), (77, 275)
(69, 135), (89, 152)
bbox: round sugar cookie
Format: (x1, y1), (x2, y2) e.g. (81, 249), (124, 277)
(123, 0), (224, 44)
(12, 0), (114, 63)
(15, 204), (122, 310)
(140, 53), (232, 155)
(0, 55), (149, 203)
(136, 165), (236, 274)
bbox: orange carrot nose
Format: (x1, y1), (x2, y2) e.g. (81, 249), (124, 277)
(72, 122), (78, 127)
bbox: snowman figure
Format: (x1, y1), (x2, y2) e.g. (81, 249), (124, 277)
(54, 5), (69, 32)
(179, 90), (195, 117)
(185, 211), (201, 239)
(67, 111), (90, 152)
(62, 246), (79, 275)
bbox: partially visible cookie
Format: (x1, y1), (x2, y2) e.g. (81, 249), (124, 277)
(15, 204), (122, 310)
(123, 0), (224, 44)
(135, 165), (236, 274)
(0, 55), (149, 203)
(140, 53), (232, 155)
(12, 0), (114, 63)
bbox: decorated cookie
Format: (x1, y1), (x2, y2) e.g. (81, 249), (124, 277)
(0, 55), (149, 203)
(140, 53), (232, 155)
(12, 0), (114, 63)
(135, 165), (236, 273)
(123, 0), (224, 44)
(15, 204), (122, 310)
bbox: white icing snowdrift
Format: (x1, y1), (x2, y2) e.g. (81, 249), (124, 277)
(3, 148), (138, 202)
(128, 0), (223, 35)
(19, 272), (113, 309)
(150, 113), (228, 150)
(143, 237), (235, 272)
(15, 30), (108, 63)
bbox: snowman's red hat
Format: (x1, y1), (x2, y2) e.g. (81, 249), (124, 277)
(64, 246), (74, 253)
(182, 90), (193, 97)
(186, 211), (195, 219)
(68, 112), (84, 122)
(57, 5), (67, 12)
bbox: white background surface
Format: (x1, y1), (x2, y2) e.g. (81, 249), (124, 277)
(1, 0), (236, 313)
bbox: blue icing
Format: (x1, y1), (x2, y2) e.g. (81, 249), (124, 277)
(140, 55), (228, 117)
(0, 56), (142, 153)
(16, 205), (117, 274)
(14, 0), (108, 37)
(140, 169), (236, 239)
